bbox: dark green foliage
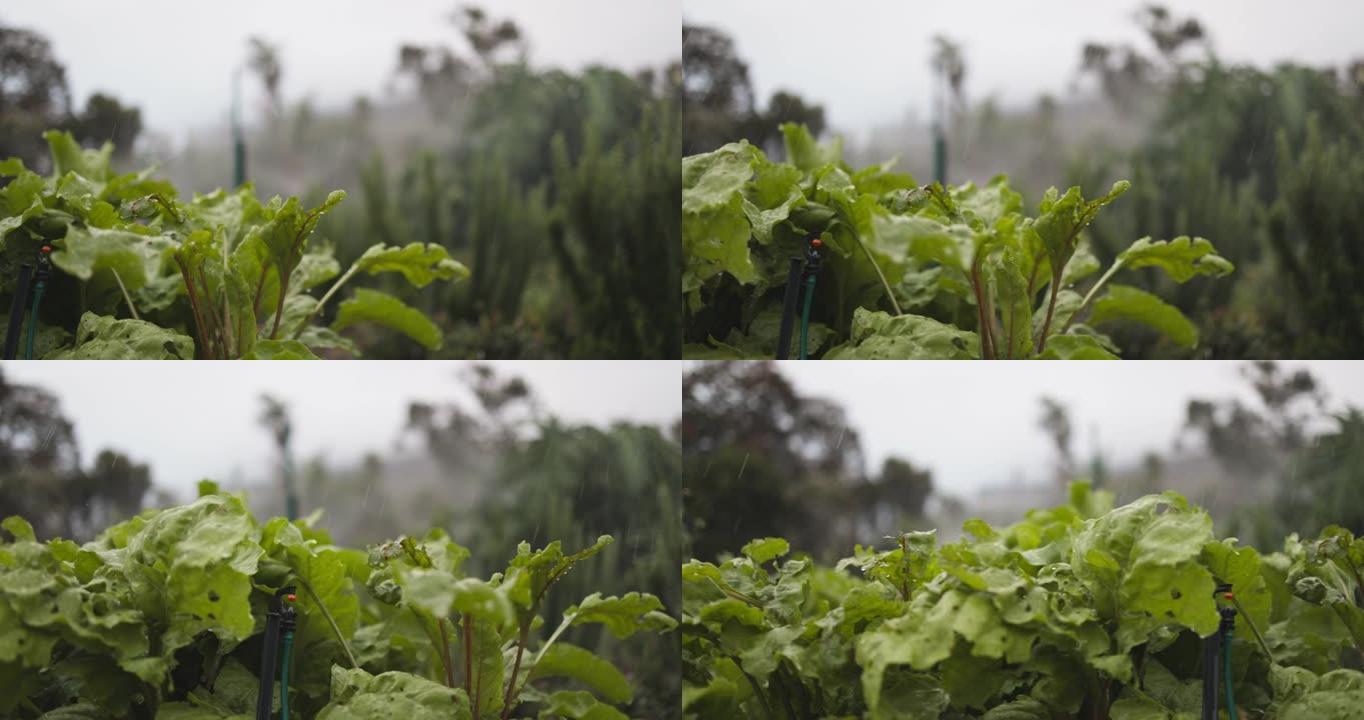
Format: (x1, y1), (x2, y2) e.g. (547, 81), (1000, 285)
(684, 485), (1364, 718)
(1073, 62), (1364, 358)
(682, 362), (936, 563)
(549, 98), (681, 358)
(0, 369), (150, 541)
(333, 65), (679, 359)
(0, 486), (674, 719)
(467, 422), (683, 719)
(0, 20), (142, 172)
(681, 24), (827, 156)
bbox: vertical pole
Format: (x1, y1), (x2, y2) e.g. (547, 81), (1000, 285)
(3, 264), (34, 360)
(932, 71), (948, 185)
(283, 450), (298, 521)
(775, 257), (803, 359)
(232, 69), (247, 187)
(933, 130), (947, 186)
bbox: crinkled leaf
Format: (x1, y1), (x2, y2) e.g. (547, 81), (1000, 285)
(1116, 236), (1235, 283)
(48, 313), (193, 359)
(353, 242), (469, 287)
(1089, 284), (1199, 348)
(332, 288), (442, 351)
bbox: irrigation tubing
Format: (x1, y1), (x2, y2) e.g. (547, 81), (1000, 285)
(3, 263), (33, 360)
(798, 274), (816, 360)
(775, 257), (803, 359)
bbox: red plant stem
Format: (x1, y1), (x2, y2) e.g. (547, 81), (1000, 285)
(500, 624), (530, 720)
(463, 614), (475, 705)
(969, 260), (995, 359)
(175, 257), (211, 359)
(437, 618), (455, 689)
(1004, 303), (1015, 360)
(196, 266), (223, 358)
(252, 269), (268, 318)
(1036, 273), (1061, 354)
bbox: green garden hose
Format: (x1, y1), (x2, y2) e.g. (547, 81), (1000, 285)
(23, 281), (44, 360)
(798, 274), (816, 359)
(1223, 636), (1236, 718)
(280, 630), (295, 720)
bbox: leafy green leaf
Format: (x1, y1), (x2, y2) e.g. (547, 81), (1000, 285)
(565, 592), (678, 638)
(243, 339), (319, 359)
(741, 538), (790, 565)
(781, 123), (843, 172)
(529, 642), (632, 704)
(47, 313), (193, 359)
(825, 308), (979, 359)
(317, 666), (471, 720)
(332, 288), (442, 351)
(535, 690), (628, 720)
(1116, 236), (1235, 283)
(1089, 284), (1199, 348)
(1036, 334), (1120, 359)
(353, 242), (469, 287)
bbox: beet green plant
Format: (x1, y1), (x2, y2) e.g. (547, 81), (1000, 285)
(0, 481), (675, 719)
(683, 484), (1364, 719)
(0, 131), (468, 359)
(682, 124), (1234, 359)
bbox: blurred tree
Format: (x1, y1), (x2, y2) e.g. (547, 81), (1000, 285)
(407, 363), (540, 465)
(0, 20), (71, 169)
(1184, 361), (1322, 480)
(683, 362), (880, 561)
(876, 458), (932, 517)
(1273, 409), (1364, 539)
(258, 394), (298, 519)
(467, 420), (682, 720)
(392, 5), (524, 118)
(930, 35), (967, 112)
(1264, 115), (1364, 357)
(1074, 56), (1364, 358)
(81, 449), (152, 532)
(548, 87), (681, 357)
(396, 43), (473, 118)
(0, 369), (152, 540)
(0, 20), (143, 171)
(1135, 4), (1207, 62)
(358, 54), (679, 359)
(681, 23), (825, 156)
(404, 362), (681, 718)
(246, 36), (284, 117)
(1077, 4), (1205, 111)
(450, 5), (525, 68)
(67, 92), (142, 159)
(855, 457), (934, 540)
(1038, 396), (1075, 485)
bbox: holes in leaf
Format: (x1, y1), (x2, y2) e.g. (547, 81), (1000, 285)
(208, 590), (220, 602)
(1170, 588), (1182, 600)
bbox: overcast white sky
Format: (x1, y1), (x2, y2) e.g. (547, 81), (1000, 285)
(2, 0), (680, 137)
(683, 0), (1364, 137)
(1, 361), (680, 500)
(703, 361), (1364, 500)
